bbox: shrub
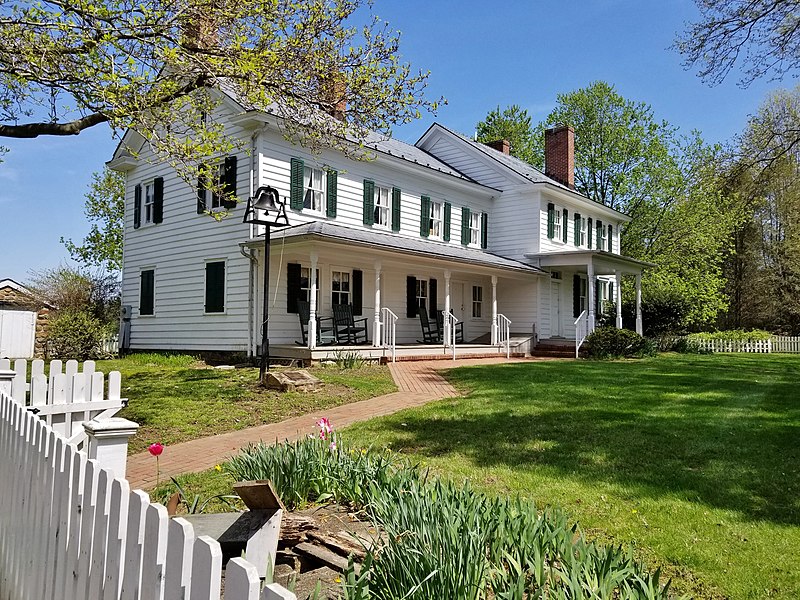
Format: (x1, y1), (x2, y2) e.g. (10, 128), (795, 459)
(47, 310), (103, 359)
(585, 327), (655, 359)
(688, 329), (772, 342)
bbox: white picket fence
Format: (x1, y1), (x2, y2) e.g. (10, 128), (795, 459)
(0, 358), (125, 447)
(0, 386), (296, 600)
(688, 336), (800, 354)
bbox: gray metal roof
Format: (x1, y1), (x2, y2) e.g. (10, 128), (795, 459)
(270, 222), (545, 275)
(361, 130), (474, 182)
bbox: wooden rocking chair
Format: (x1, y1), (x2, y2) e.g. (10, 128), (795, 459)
(417, 308), (442, 344)
(296, 300), (337, 346)
(332, 304), (369, 345)
(438, 310), (464, 343)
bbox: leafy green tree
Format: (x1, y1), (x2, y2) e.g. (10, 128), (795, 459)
(0, 0), (441, 185)
(61, 168), (125, 273)
(476, 105), (537, 164)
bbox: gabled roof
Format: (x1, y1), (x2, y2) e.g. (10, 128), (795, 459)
(264, 221), (546, 275)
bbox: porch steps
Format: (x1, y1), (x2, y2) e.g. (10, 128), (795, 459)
(531, 338), (577, 359)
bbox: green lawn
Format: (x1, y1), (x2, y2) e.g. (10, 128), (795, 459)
(94, 354), (396, 454)
(342, 354), (800, 600)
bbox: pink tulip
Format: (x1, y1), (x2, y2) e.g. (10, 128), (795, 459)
(148, 443), (164, 457)
(316, 417), (333, 434)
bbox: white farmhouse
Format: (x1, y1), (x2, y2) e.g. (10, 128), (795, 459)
(108, 89), (648, 360)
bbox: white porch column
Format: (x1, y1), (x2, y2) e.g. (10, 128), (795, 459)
(373, 261), (382, 348)
(308, 252), (318, 349)
(491, 275), (498, 345)
(615, 271), (623, 329)
(635, 272), (643, 335)
(587, 260), (596, 333)
(444, 270), (451, 346)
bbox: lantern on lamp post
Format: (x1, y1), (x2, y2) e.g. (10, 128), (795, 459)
(243, 185), (289, 383)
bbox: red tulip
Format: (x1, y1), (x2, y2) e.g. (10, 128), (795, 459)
(148, 443), (164, 457)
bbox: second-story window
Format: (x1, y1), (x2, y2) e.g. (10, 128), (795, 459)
(429, 201), (443, 238)
(144, 182), (155, 224)
(597, 221), (606, 250)
(552, 208), (562, 241)
(304, 166), (325, 213)
(578, 217), (586, 246)
(469, 212), (481, 245)
(374, 185), (391, 228)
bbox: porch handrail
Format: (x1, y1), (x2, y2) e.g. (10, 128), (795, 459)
(442, 311), (459, 360)
(574, 310), (587, 358)
(497, 314), (511, 359)
(380, 307), (397, 363)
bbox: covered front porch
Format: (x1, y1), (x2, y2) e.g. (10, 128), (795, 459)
(530, 250), (652, 350)
(244, 222), (546, 361)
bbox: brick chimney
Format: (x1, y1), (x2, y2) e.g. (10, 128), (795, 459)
(320, 74), (347, 121)
(484, 139), (510, 155)
(544, 126), (575, 188)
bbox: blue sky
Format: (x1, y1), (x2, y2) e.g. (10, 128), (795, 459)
(0, 0), (780, 283)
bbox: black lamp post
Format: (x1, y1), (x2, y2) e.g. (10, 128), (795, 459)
(243, 185), (289, 383)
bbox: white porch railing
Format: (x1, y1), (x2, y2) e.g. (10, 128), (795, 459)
(0, 358), (125, 449)
(380, 307), (398, 363)
(442, 311), (460, 360)
(574, 311), (588, 358)
(0, 385), (296, 600)
(497, 314), (511, 359)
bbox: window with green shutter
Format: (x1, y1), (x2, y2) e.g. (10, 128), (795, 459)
(205, 261), (225, 313)
(326, 169), (338, 218)
(420, 195), (431, 238)
(596, 220), (604, 250)
(562, 208), (568, 243)
(547, 203), (555, 239)
(391, 187), (401, 232)
(587, 217), (593, 247)
(134, 184), (142, 229)
(443, 202), (451, 241)
(290, 158), (304, 210)
(608, 224), (613, 251)
(481, 212), (488, 249)
(574, 213), (581, 245)
(461, 207), (470, 245)
(363, 180), (375, 225)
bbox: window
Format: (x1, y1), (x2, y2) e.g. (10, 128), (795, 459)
(303, 165), (325, 213)
(140, 269), (154, 316)
(429, 201), (443, 238)
(300, 267), (320, 306)
(597, 221), (606, 250)
(416, 279), (428, 312)
(552, 208), (562, 241)
(373, 185), (391, 228)
(578, 217), (586, 246)
(472, 286), (483, 318)
(205, 261), (225, 313)
(144, 182), (155, 223)
(469, 212), (481, 245)
(209, 164), (226, 209)
(579, 277), (587, 313)
(332, 270), (351, 306)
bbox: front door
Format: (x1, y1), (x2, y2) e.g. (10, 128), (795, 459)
(550, 280), (562, 337)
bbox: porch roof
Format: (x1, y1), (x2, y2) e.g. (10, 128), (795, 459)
(526, 250), (655, 274)
(263, 222), (547, 275)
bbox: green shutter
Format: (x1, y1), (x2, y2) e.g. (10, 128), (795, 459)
(547, 203), (554, 239)
(596, 220), (603, 250)
(290, 158), (304, 210)
(574, 213), (581, 245)
(608, 224), (613, 252)
(420, 195), (431, 237)
(573, 274), (581, 318)
(481, 212), (488, 249)
(461, 207), (470, 245)
(443, 202), (451, 241)
(222, 156), (237, 209)
(406, 276), (418, 318)
(562, 208), (568, 243)
(587, 217), (593, 248)
(133, 184), (142, 229)
(391, 187), (401, 232)
(153, 177), (164, 223)
(139, 269), (154, 315)
(363, 180), (375, 225)
(197, 166), (207, 214)
(428, 278), (437, 319)
(326, 170), (337, 218)
(205, 262), (225, 313)
(352, 269), (363, 315)
(287, 263), (302, 313)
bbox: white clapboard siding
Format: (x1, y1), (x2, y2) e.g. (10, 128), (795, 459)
(0, 386), (296, 600)
(0, 358), (125, 446)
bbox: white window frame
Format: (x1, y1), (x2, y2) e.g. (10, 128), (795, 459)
(469, 212), (481, 246)
(374, 185), (391, 228)
(552, 207), (562, 243)
(416, 278), (428, 313)
(597, 224), (607, 250)
(472, 285), (483, 318)
(331, 268), (351, 306)
(303, 165), (326, 213)
(579, 277), (587, 314)
(208, 163), (227, 211)
(578, 217), (587, 246)
(143, 181), (155, 224)
(429, 200), (443, 239)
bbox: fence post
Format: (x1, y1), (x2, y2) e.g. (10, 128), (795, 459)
(0, 369), (14, 396)
(84, 418), (140, 479)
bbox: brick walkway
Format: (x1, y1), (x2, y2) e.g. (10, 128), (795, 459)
(126, 357), (536, 490)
